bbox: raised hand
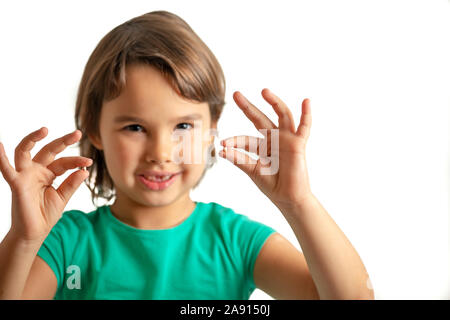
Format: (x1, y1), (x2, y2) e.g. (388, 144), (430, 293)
(0, 127), (93, 243)
(219, 88), (313, 209)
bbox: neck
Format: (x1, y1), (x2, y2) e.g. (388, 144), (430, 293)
(109, 191), (197, 230)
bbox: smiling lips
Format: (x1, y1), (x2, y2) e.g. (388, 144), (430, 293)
(140, 170), (180, 180)
(138, 171), (181, 190)
(144, 175), (173, 182)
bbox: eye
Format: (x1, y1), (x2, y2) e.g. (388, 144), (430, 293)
(176, 123), (193, 130)
(124, 124), (144, 132)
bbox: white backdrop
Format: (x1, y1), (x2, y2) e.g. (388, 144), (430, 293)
(0, 0), (448, 300)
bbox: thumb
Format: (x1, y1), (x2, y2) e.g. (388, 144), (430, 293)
(0, 141), (17, 185)
(56, 169), (89, 205)
(219, 147), (258, 177)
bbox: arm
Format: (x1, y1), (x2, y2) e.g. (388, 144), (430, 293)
(0, 128), (91, 299)
(274, 195), (374, 300)
(0, 231), (57, 299)
(0, 231), (42, 299)
(254, 232), (320, 300)
(253, 196), (374, 300)
(221, 89), (373, 300)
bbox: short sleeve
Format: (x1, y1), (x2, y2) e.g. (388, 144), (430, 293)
(37, 211), (82, 290)
(227, 213), (277, 293)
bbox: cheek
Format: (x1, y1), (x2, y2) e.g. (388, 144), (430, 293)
(174, 133), (201, 165)
(104, 137), (141, 173)
(179, 129), (214, 165)
(182, 162), (205, 187)
(177, 136), (209, 177)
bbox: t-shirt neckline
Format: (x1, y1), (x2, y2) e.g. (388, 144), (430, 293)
(102, 201), (200, 235)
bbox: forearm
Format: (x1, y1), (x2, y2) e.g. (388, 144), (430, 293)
(276, 194), (374, 300)
(0, 230), (42, 299)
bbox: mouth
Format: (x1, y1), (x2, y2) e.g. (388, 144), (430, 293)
(138, 172), (181, 190)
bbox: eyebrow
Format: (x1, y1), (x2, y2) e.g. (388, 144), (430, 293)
(114, 113), (203, 123)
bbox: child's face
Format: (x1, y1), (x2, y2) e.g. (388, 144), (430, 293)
(90, 63), (216, 207)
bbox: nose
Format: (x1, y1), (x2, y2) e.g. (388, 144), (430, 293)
(144, 133), (173, 164)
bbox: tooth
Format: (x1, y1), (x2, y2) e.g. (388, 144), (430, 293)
(145, 175), (171, 182)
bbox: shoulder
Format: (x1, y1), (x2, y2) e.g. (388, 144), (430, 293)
(50, 206), (103, 235)
(199, 201), (276, 254)
(39, 206), (104, 261)
(200, 201), (271, 230)
(198, 201), (234, 216)
(58, 206), (100, 223)
(195, 201), (236, 227)
(199, 201), (275, 233)
(37, 207), (103, 287)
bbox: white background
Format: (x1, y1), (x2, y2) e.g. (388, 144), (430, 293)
(0, 0), (448, 300)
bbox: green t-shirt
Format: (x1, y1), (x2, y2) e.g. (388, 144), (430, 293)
(37, 201), (277, 300)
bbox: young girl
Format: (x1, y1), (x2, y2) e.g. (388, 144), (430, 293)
(0, 10), (373, 300)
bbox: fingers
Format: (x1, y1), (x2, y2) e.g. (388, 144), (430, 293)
(32, 130), (82, 167)
(14, 127), (48, 171)
(221, 135), (270, 156)
(219, 147), (258, 176)
(233, 91), (277, 131)
(261, 88), (296, 133)
(0, 141), (17, 184)
(47, 156), (93, 177)
(56, 169), (89, 206)
(296, 98), (312, 140)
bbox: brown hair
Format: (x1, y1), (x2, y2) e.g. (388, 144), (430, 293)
(74, 10), (226, 207)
